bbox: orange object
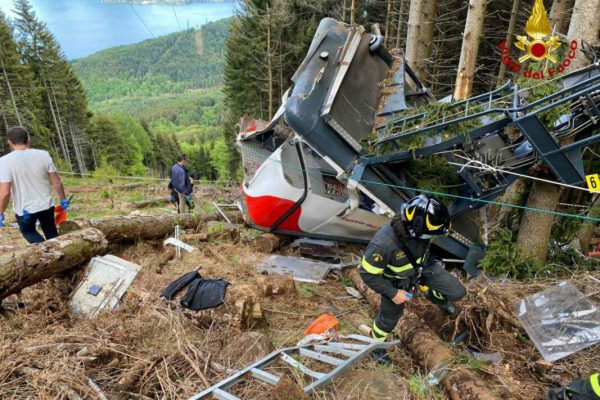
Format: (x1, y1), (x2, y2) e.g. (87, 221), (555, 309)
(304, 313), (339, 336)
(54, 205), (68, 226)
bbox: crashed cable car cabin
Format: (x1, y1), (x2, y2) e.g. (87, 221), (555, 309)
(236, 18), (600, 272)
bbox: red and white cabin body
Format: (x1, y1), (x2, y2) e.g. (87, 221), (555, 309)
(237, 108), (391, 243)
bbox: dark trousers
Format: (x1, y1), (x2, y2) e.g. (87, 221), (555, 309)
(565, 375), (600, 399)
(375, 263), (466, 334)
(15, 206), (58, 244)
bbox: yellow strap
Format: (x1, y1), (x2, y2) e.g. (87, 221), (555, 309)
(387, 263), (413, 273)
(591, 373), (600, 396)
(372, 322), (388, 340)
(361, 257), (384, 275)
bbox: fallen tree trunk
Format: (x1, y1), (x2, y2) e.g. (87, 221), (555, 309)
(0, 228), (108, 301)
(69, 183), (145, 193)
(350, 269), (500, 400)
(127, 197), (170, 209)
(60, 212), (244, 243)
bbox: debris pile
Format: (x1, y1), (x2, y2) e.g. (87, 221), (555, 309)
(0, 183), (599, 400)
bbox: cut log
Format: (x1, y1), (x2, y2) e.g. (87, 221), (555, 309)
(0, 228), (108, 301)
(255, 233), (281, 253)
(69, 183), (145, 193)
(258, 274), (297, 296)
(60, 212), (242, 244)
(254, 233), (290, 253)
(127, 197), (169, 209)
(350, 269), (500, 400)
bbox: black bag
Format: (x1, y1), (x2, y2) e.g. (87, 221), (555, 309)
(160, 271), (199, 300)
(160, 271), (229, 311)
(180, 279), (230, 311)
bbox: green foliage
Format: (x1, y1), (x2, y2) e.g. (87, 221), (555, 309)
(210, 138), (232, 180)
(516, 63), (568, 127)
(296, 283), (314, 297)
(72, 19), (230, 103)
(406, 375), (444, 400)
(481, 228), (541, 279)
(403, 156), (462, 198)
(71, 19), (230, 179)
(88, 115), (137, 174)
(376, 102), (494, 153)
(339, 274), (352, 287)
(551, 216), (583, 244)
(452, 354), (487, 372)
(93, 162), (121, 181)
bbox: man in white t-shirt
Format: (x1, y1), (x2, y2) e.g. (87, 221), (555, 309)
(0, 127), (69, 244)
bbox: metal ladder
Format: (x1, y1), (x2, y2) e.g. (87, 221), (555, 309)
(188, 334), (400, 399)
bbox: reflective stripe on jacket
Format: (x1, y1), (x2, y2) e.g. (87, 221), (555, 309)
(359, 222), (429, 298)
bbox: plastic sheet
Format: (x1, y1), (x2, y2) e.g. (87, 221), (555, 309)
(514, 281), (600, 362)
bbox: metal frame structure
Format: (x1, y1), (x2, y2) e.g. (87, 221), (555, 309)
(236, 17), (600, 265)
(188, 335), (400, 399)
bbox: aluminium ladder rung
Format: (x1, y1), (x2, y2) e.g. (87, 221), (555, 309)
(344, 334), (382, 344)
(280, 353), (326, 379)
(326, 342), (368, 351)
(212, 389), (239, 400)
(250, 368), (280, 385)
(299, 348), (344, 366)
(313, 344), (359, 358)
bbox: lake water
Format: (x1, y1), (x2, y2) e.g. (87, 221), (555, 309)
(0, 0), (237, 59)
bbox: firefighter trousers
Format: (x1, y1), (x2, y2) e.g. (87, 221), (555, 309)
(373, 263), (466, 339)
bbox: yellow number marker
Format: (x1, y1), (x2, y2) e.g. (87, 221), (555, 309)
(586, 174), (600, 193)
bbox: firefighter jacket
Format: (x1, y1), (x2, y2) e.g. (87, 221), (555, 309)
(359, 222), (429, 299)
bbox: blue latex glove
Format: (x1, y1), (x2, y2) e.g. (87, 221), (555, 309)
(167, 194), (175, 203)
(60, 198), (70, 211)
(0, 213), (5, 227)
(185, 194), (192, 201)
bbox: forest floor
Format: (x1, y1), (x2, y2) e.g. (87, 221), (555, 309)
(0, 179), (599, 400)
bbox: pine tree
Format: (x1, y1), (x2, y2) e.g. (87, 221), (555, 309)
(12, 0), (91, 172)
(0, 12), (45, 153)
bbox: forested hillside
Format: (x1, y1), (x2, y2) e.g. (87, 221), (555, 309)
(70, 19), (230, 179)
(72, 20), (229, 102)
(0, 0), (225, 180)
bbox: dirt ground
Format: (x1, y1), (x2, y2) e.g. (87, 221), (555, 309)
(1, 179), (599, 400)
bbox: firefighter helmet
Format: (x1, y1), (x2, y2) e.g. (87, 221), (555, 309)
(400, 195), (450, 238)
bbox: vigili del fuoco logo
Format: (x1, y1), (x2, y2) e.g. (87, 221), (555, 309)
(499, 0), (578, 79)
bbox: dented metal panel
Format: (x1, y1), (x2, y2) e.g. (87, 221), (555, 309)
(68, 255), (141, 318)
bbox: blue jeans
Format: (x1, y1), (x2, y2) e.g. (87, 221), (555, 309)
(16, 206), (58, 244)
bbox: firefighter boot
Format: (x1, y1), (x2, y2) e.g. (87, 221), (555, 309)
(422, 286), (458, 316)
(437, 301), (458, 316)
(546, 374), (600, 400)
(369, 348), (392, 365)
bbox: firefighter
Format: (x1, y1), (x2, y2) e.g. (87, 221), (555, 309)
(359, 195), (466, 358)
(546, 373), (600, 400)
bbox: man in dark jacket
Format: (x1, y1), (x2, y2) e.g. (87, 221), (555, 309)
(359, 195), (466, 351)
(170, 154), (193, 214)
